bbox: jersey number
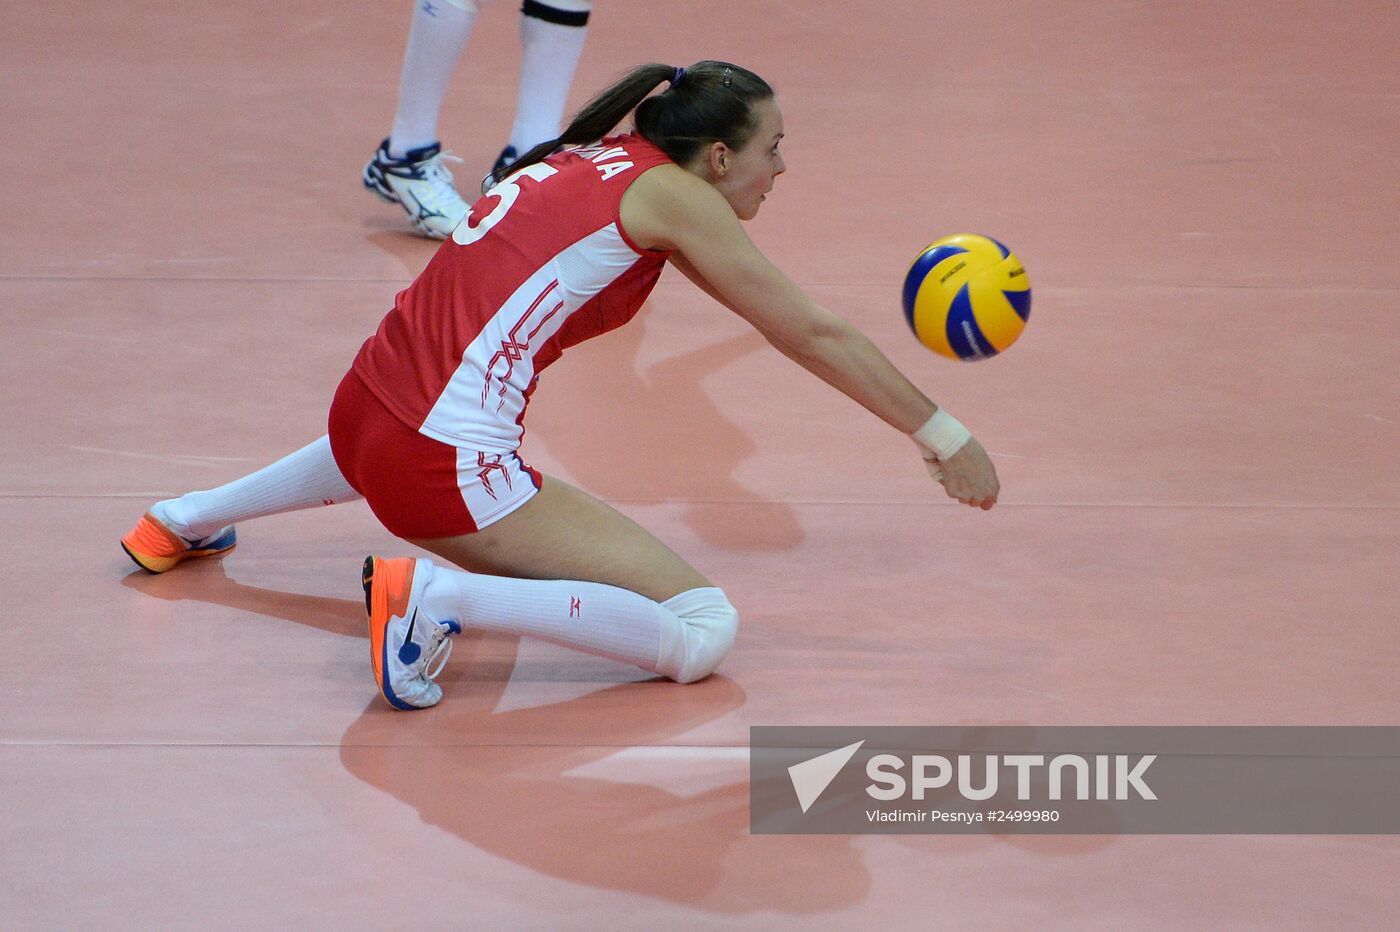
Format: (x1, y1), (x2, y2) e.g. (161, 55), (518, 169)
(452, 162), (560, 247)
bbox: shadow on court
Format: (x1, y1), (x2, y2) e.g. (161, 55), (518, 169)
(526, 309), (806, 553)
(121, 563), (872, 913)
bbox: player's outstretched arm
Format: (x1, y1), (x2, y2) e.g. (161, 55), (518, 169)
(626, 166), (999, 509)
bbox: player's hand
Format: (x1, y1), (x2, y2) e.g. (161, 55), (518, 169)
(923, 437), (999, 510)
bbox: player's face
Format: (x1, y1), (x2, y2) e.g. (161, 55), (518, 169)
(714, 98), (786, 220)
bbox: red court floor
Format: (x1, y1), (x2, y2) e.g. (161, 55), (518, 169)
(4, 0), (1398, 927)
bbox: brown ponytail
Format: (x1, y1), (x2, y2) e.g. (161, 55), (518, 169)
(485, 60), (774, 190)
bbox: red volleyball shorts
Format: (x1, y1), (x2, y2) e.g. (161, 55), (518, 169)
(327, 370), (542, 539)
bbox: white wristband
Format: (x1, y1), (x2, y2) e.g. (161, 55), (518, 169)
(912, 409), (971, 460)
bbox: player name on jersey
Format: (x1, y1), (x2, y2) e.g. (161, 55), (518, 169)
(568, 142), (635, 181)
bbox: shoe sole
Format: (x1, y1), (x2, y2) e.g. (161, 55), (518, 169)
(121, 513), (236, 574)
(363, 555), (427, 711)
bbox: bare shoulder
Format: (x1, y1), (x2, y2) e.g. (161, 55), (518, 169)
(620, 164), (735, 252)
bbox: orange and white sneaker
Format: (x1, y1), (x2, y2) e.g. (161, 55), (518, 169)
(362, 556), (459, 710)
(121, 511), (237, 574)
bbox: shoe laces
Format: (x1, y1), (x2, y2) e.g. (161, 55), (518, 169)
(412, 151), (467, 212)
(422, 623), (454, 682)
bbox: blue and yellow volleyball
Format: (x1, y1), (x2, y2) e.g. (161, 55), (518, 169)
(902, 234), (1031, 361)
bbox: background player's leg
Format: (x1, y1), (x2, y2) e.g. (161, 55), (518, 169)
(498, 0), (591, 170)
(364, 0), (478, 238)
(388, 0), (479, 157)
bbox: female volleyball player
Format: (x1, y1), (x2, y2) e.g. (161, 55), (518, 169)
(121, 61), (1000, 710)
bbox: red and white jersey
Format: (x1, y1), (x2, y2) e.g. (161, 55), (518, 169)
(352, 132), (674, 452)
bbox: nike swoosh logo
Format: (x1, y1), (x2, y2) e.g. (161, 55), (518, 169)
(398, 608), (423, 665)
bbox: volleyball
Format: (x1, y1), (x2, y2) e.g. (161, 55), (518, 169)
(902, 234), (1031, 361)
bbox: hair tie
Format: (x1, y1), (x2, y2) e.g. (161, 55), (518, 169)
(671, 66), (686, 87)
(722, 66), (733, 87)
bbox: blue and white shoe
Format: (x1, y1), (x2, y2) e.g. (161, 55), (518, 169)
(363, 556), (461, 710)
(481, 145), (519, 192)
(363, 139), (469, 240)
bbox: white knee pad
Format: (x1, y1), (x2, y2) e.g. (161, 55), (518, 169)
(439, 0), (481, 13)
(659, 587), (739, 684)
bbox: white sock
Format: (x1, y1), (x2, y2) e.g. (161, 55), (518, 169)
(155, 436), (361, 541)
(388, 0), (479, 158)
(507, 2), (589, 154)
(419, 564), (721, 681)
